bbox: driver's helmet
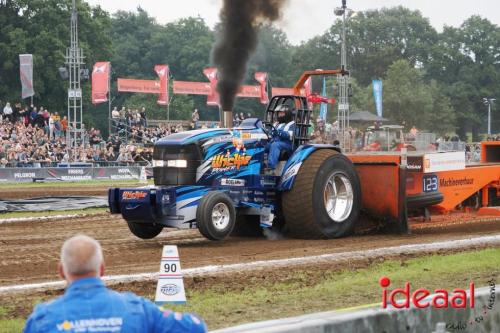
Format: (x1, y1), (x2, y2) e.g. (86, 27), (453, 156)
(275, 104), (292, 123)
(274, 104), (289, 113)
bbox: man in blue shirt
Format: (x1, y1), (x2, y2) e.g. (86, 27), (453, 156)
(24, 234), (206, 333)
(267, 104), (295, 172)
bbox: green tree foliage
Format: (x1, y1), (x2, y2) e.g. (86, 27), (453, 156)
(426, 16), (500, 139)
(335, 6), (438, 86)
(0, 0), (112, 110)
(383, 60), (455, 135)
(146, 17), (214, 81)
(108, 7), (159, 78)
(288, 34), (339, 85)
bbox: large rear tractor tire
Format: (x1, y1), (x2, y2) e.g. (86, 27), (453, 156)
(196, 191), (236, 241)
(127, 221), (163, 239)
(282, 150), (361, 239)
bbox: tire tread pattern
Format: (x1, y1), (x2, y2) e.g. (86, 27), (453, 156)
(282, 149), (360, 239)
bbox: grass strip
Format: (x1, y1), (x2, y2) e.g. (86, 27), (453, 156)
(1, 248), (499, 332)
(0, 319), (24, 333)
(169, 248), (500, 329)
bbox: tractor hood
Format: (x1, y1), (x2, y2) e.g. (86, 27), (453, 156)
(152, 120), (266, 187)
(153, 128), (231, 186)
(155, 128), (231, 146)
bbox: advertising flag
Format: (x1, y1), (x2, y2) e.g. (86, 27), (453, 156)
(372, 79), (383, 117)
(155, 65), (169, 106)
(319, 77), (328, 120)
(254, 72), (269, 104)
(203, 67), (220, 106)
(91, 62), (110, 104)
(19, 54), (34, 99)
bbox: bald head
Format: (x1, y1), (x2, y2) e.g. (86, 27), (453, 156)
(60, 235), (103, 279)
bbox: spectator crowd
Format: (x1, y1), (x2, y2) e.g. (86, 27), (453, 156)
(0, 100), (188, 167)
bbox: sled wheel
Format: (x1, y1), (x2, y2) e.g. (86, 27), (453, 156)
(282, 149), (361, 239)
(196, 191), (236, 241)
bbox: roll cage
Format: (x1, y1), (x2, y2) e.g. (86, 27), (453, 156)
(262, 95), (312, 150)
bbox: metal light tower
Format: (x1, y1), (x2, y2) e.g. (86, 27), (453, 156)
(483, 97), (496, 136)
(334, 0), (353, 151)
(65, 0), (85, 161)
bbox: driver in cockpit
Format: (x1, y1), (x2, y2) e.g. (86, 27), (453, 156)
(267, 104), (295, 172)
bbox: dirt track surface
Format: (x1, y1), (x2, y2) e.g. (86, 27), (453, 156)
(1, 212), (500, 287)
(0, 186), (110, 199)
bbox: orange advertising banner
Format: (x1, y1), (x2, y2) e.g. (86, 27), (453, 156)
(237, 85), (261, 98)
(117, 78), (160, 94)
(272, 87), (294, 96)
(173, 81), (211, 95)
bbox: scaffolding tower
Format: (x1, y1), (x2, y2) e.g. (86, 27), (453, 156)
(335, 0), (351, 151)
(65, 0), (85, 161)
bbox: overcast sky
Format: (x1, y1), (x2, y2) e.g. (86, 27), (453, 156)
(86, 0), (500, 44)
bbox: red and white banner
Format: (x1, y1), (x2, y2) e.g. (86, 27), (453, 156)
(203, 67), (220, 106)
(254, 72), (269, 104)
(237, 85), (261, 98)
(173, 81), (211, 95)
(117, 78), (160, 94)
(91, 62), (110, 104)
(19, 54), (34, 99)
(154, 65), (169, 106)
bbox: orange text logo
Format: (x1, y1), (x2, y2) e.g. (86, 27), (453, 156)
(122, 191), (148, 200)
(212, 154), (252, 170)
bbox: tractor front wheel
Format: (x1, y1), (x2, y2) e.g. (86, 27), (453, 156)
(196, 191), (236, 241)
(282, 149), (361, 239)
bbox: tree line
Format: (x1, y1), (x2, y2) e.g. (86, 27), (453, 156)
(1, 1), (499, 139)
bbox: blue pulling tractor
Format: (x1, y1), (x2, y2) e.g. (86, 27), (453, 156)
(108, 94), (362, 240)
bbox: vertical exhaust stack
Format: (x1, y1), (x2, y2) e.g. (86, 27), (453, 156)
(212, 0), (289, 123)
(223, 110), (233, 128)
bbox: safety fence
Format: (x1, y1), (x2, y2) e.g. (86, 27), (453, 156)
(0, 166), (152, 182)
(213, 285), (498, 333)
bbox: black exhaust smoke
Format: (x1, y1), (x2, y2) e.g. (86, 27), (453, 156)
(212, 0), (288, 112)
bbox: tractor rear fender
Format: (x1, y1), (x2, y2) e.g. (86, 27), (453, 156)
(278, 144), (341, 191)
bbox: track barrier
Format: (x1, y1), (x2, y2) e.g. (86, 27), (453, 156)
(0, 196), (107, 212)
(0, 166), (152, 182)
